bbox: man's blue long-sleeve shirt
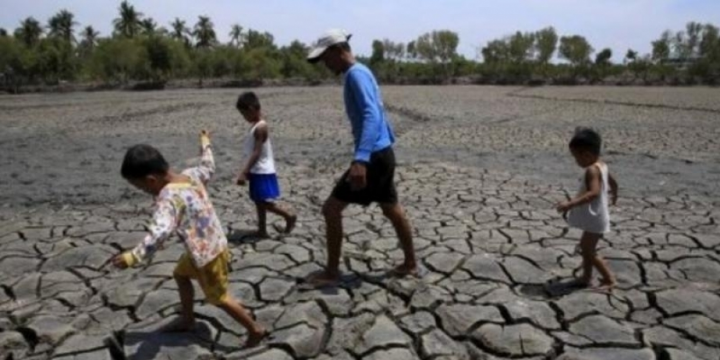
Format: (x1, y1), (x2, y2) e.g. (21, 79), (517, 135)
(343, 62), (395, 163)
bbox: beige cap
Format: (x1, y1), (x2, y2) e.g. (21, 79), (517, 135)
(307, 29), (352, 63)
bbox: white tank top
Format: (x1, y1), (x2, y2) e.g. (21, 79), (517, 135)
(243, 120), (276, 174)
(567, 162), (610, 234)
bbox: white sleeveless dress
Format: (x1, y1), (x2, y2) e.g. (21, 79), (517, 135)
(567, 162), (610, 234)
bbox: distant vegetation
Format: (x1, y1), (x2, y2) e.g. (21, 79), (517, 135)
(0, 1), (718, 92)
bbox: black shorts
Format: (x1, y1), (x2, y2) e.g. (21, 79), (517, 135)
(332, 147), (398, 206)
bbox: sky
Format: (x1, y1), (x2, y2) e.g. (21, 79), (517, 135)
(2, 0), (720, 62)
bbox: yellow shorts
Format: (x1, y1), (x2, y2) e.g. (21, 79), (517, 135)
(173, 250), (231, 305)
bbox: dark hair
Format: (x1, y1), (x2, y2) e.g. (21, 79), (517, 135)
(569, 127), (602, 155)
(121, 144), (169, 179)
(332, 42), (352, 53)
(236, 92), (261, 111)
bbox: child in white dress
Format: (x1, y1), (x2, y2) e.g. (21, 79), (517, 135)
(556, 128), (619, 291)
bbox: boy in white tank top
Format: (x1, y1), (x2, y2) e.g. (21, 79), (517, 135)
(556, 127), (619, 291)
(235, 92), (296, 238)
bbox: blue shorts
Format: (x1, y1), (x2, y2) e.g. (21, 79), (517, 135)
(249, 173), (281, 203)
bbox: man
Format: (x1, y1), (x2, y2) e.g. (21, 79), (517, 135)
(304, 29), (418, 288)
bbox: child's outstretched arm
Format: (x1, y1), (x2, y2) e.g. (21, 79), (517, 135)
(185, 130), (215, 185)
(113, 198), (178, 268)
(556, 165), (602, 213)
(608, 172), (619, 205)
(237, 124), (268, 185)
(197, 130), (215, 182)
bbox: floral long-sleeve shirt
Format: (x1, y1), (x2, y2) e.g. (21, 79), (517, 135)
(129, 142), (228, 268)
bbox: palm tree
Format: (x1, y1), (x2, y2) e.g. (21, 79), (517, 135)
(14, 17), (43, 47)
(170, 18), (190, 45)
(48, 9), (77, 43)
(624, 49), (638, 64)
(193, 16), (216, 48)
(80, 26), (99, 49)
(229, 24), (243, 47)
(78, 26), (99, 58)
(113, 0), (142, 38)
(140, 18), (158, 36)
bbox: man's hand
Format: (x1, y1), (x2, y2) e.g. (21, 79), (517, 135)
(348, 162), (367, 191)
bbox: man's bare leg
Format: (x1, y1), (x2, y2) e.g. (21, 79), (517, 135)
(380, 202), (418, 276)
(305, 196), (347, 287)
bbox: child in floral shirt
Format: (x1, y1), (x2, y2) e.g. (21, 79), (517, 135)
(113, 130), (267, 348)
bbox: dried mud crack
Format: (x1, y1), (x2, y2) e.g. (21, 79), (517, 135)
(1, 86), (720, 360)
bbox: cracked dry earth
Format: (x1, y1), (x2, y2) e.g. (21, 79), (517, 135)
(1, 86), (720, 360)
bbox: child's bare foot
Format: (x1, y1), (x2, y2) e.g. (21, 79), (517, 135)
(300, 270), (340, 290)
(243, 328), (269, 348)
(284, 214), (297, 234)
(387, 263), (422, 278)
(160, 317), (196, 333)
(593, 278), (616, 292)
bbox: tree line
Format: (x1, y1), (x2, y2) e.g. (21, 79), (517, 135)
(367, 25), (719, 85)
(0, 1), (718, 92)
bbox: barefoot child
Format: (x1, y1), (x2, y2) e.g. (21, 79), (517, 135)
(235, 92), (296, 238)
(113, 131), (268, 348)
(556, 127), (619, 291)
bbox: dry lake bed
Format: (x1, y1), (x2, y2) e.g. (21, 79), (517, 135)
(1, 86), (719, 360)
